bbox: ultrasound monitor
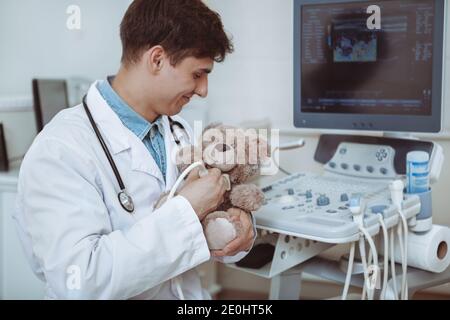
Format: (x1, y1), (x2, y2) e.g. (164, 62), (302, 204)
(294, 0), (445, 133)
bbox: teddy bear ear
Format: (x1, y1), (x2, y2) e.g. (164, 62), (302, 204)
(200, 122), (226, 148)
(202, 122), (223, 134)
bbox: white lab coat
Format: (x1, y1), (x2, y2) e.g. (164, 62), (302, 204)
(13, 81), (253, 300)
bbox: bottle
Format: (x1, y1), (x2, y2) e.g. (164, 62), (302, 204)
(406, 151), (430, 194)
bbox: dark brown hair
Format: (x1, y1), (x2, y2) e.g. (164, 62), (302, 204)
(120, 0), (234, 65)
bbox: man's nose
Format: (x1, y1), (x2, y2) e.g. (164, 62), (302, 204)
(195, 76), (208, 98)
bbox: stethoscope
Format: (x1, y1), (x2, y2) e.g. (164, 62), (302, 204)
(82, 95), (189, 214)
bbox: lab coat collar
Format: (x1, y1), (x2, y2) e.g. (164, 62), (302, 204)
(130, 114), (183, 188)
(86, 82), (164, 183)
(85, 81), (186, 186)
(86, 81), (131, 155)
(163, 114), (195, 191)
(162, 116), (178, 191)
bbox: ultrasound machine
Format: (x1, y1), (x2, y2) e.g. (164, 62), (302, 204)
(229, 0), (450, 300)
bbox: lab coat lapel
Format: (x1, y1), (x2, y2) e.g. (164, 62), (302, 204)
(86, 81), (165, 183)
(162, 116), (180, 191)
(129, 134), (165, 184)
(86, 81), (130, 155)
(163, 115), (196, 192)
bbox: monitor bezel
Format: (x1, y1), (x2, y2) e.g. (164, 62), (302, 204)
(293, 0), (445, 133)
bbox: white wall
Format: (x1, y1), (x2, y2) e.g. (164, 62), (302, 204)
(206, 0), (295, 129)
(0, 0), (131, 96)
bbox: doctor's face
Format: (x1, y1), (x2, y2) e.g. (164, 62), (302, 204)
(153, 56), (213, 116)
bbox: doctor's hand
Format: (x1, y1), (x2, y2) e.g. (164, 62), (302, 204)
(211, 208), (255, 258)
(178, 168), (227, 220)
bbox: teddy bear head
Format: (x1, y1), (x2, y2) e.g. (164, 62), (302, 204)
(176, 123), (270, 184)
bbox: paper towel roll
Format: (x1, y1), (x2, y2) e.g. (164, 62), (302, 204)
(384, 225), (450, 273)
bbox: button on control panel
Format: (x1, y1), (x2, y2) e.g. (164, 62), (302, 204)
(325, 142), (396, 179)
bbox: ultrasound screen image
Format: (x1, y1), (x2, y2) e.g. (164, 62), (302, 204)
(333, 25), (378, 62)
(300, 0), (435, 116)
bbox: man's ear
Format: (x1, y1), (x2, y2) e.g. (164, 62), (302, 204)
(146, 45), (166, 73)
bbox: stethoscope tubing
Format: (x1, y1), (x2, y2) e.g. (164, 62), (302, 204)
(82, 95), (127, 191)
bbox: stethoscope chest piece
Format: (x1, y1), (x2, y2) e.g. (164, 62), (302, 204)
(118, 190), (135, 213)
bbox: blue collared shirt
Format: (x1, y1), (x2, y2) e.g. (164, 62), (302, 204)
(97, 79), (167, 182)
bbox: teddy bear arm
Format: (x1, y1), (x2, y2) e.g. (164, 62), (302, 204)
(229, 184), (265, 212)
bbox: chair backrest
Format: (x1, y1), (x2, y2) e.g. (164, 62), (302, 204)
(32, 79), (69, 133)
(0, 123), (8, 172)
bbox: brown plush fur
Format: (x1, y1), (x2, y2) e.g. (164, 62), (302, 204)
(229, 184), (265, 212)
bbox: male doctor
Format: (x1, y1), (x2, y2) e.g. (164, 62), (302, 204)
(14, 0), (256, 299)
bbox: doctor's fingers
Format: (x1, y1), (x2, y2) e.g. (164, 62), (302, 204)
(204, 169), (227, 188)
(184, 167), (201, 184)
(227, 208), (247, 219)
(213, 219), (255, 257)
(212, 234), (254, 257)
(207, 168), (222, 179)
(217, 175), (229, 196)
(211, 194), (226, 213)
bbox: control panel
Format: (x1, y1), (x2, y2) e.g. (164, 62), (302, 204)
(325, 142), (397, 179)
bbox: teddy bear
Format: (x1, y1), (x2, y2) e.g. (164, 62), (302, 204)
(154, 123), (270, 250)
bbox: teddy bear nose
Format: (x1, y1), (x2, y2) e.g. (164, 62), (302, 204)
(204, 142), (236, 172)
